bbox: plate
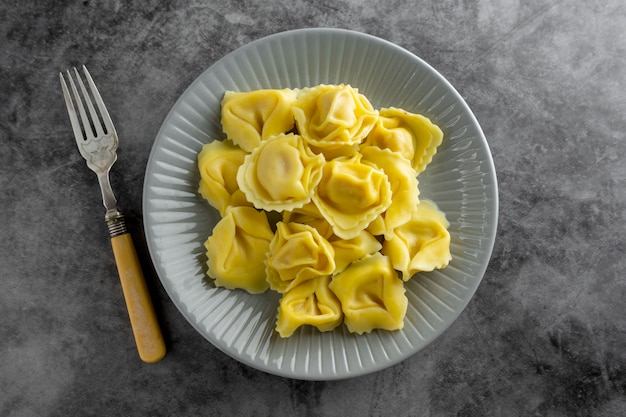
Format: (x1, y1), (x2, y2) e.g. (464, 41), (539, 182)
(143, 28), (498, 380)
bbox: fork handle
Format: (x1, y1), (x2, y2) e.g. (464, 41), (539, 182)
(110, 232), (166, 363)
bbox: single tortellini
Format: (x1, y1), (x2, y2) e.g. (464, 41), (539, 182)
(329, 253), (407, 334)
(313, 153), (392, 240)
(382, 199), (452, 281)
(237, 133), (325, 212)
(221, 89), (297, 152)
(276, 275), (343, 338)
(362, 107), (443, 174)
(329, 230), (382, 275)
(197, 140), (251, 215)
(204, 206), (274, 294)
(266, 221), (336, 293)
(293, 84), (378, 156)
(361, 146), (420, 240)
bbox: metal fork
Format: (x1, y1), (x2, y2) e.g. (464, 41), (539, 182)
(60, 66), (166, 363)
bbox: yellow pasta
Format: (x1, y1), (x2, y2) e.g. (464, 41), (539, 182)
(282, 202), (334, 239)
(221, 89), (297, 152)
(328, 253), (407, 334)
(382, 199), (452, 281)
(204, 206), (274, 294)
(313, 153), (392, 240)
(197, 139), (251, 216)
(362, 107), (443, 174)
(276, 275), (343, 338)
(293, 84), (377, 157)
(237, 133), (325, 212)
(361, 146), (420, 240)
(329, 230), (382, 275)
(265, 221), (336, 293)
(198, 84), (450, 336)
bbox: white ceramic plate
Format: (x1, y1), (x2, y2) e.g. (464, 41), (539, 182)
(143, 28), (498, 380)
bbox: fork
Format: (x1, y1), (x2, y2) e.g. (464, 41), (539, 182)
(60, 65), (166, 363)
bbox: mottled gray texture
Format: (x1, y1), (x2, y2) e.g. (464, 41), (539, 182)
(1, 0), (625, 416)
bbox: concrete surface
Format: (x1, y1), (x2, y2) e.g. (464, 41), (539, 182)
(1, 0), (625, 416)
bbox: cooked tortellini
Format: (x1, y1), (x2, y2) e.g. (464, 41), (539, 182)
(266, 221), (336, 293)
(329, 253), (407, 334)
(361, 146), (420, 240)
(362, 107), (443, 174)
(204, 206), (274, 294)
(329, 230), (382, 275)
(237, 133), (325, 212)
(197, 139), (251, 215)
(313, 153), (392, 240)
(382, 199), (452, 281)
(276, 275), (343, 338)
(197, 84), (451, 337)
(293, 84), (378, 157)
(221, 89), (297, 152)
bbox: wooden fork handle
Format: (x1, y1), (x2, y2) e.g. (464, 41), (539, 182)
(110, 232), (166, 363)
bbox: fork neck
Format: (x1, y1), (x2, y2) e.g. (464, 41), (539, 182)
(97, 171), (118, 213)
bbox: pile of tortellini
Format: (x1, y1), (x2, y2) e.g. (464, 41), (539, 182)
(197, 84), (452, 338)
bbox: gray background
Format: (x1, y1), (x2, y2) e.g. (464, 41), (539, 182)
(2, 0), (625, 416)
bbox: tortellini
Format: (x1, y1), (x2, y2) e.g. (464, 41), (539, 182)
(361, 146), (419, 240)
(329, 253), (407, 334)
(293, 84), (378, 157)
(237, 133), (325, 212)
(329, 230), (382, 275)
(276, 275), (343, 338)
(197, 139), (250, 216)
(204, 206), (274, 294)
(313, 153), (392, 240)
(221, 89), (297, 152)
(382, 199), (452, 281)
(266, 221), (335, 293)
(197, 84), (451, 337)
(362, 107), (443, 174)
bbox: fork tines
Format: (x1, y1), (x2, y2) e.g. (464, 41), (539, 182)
(59, 65), (116, 145)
